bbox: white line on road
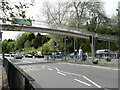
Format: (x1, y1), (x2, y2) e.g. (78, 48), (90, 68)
(82, 76), (101, 88)
(48, 68), (53, 71)
(55, 67), (60, 72)
(60, 71), (71, 74)
(74, 79), (91, 87)
(60, 71), (81, 77)
(57, 72), (66, 76)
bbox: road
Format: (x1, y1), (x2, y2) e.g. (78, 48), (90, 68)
(7, 57), (118, 88)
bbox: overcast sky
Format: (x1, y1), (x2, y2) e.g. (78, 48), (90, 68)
(2, 0), (119, 40)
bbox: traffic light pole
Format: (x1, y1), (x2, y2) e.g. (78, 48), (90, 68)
(54, 42), (56, 60)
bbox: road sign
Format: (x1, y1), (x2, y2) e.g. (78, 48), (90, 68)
(12, 18), (32, 26)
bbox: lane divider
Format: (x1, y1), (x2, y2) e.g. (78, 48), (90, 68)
(57, 72), (66, 76)
(48, 68), (53, 71)
(74, 79), (91, 87)
(82, 76), (101, 88)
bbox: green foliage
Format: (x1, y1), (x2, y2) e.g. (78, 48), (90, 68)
(1, 39), (15, 53)
(41, 40), (53, 55)
(24, 40), (31, 48)
(1, 32), (50, 54)
(27, 33), (35, 41)
(1, 40), (8, 53)
(1, 0), (34, 23)
(32, 33), (42, 49)
(15, 33), (27, 50)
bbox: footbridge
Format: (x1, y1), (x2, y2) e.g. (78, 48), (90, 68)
(0, 24), (119, 41)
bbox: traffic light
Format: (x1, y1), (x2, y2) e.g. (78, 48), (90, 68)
(54, 42), (57, 47)
(0, 32), (2, 41)
(89, 36), (92, 43)
(62, 38), (65, 44)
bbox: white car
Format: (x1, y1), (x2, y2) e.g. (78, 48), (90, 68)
(14, 53), (23, 59)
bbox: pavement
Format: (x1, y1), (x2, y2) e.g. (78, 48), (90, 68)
(0, 66), (2, 90)
(0, 58), (9, 90)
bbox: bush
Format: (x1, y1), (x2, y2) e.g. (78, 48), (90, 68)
(104, 57), (111, 62)
(92, 58), (99, 64)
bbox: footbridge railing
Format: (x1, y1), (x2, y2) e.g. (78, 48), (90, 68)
(3, 58), (41, 90)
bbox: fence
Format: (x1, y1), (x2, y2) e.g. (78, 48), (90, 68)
(3, 58), (41, 90)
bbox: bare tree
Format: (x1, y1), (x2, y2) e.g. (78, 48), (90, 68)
(42, 1), (72, 28)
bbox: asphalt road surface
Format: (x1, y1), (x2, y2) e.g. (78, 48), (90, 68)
(7, 57), (118, 89)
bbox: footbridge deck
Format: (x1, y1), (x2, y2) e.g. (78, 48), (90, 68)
(0, 24), (119, 41)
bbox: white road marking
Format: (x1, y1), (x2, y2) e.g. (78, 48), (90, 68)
(55, 67), (60, 72)
(74, 79), (91, 87)
(83, 76), (101, 88)
(48, 68), (53, 71)
(40, 66), (103, 88)
(57, 72), (66, 76)
(60, 71), (71, 74)
(60, 71), (81, 77)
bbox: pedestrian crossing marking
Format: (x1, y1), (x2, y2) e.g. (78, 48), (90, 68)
(19, 65), (40, 72)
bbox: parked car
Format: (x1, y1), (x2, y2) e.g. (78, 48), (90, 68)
(14, 53), (23, 59)
(50, 53), (63, 58)
(11, 53), (15, 57)
(4, 53), (10, 57)
(70, 53), (80, 58)
(25, 54), (33, 58)
(96, 49), (115, 54)
(34, 54), (44, 58)
(95, 49), (115, 59)
(104, 57), (112, 62)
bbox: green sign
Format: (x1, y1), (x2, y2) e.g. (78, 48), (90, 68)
(12, 18), (32, 26)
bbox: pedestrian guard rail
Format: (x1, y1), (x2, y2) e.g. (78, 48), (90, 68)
(3, 58), (41, 90)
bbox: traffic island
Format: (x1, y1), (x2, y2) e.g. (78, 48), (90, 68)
(67, 58), (118, 68)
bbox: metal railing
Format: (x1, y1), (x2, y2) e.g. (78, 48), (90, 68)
(3, 58), (41, 90)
